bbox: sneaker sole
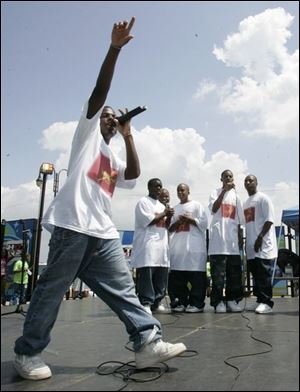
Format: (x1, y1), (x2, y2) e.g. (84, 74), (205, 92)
(14, 363), (52, 380)
(135, 343), (187, 369)
(255, 310), (273, 314)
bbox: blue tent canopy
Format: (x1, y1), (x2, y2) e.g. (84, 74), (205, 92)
(118, 230), (134, 246)
(282, 208), (299, 233)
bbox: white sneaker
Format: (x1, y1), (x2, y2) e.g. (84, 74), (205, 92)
(153, 303), (171, 314)
(215, 301), (226, 313)
(172, 305), (186, 313)
(14, 354), (52, 380)
(255, 303), (273, 314)
(185, 305), (204, 313)
(143, 305), (152, 315)
(226, 300), (242, 313)
(135, 339), (187, 369)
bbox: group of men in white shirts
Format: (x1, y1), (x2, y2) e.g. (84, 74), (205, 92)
(130, 170), (278, 315)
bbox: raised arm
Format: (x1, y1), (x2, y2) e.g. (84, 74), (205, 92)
(87, 17), (135, 119)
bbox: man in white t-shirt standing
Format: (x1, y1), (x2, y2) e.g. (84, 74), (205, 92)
(131, 179), (174, 314)
(13, 18), (186, 381)
(168, 184), (208, 313)
(208, 170), (244, 313)
(243, 174), (277, 314)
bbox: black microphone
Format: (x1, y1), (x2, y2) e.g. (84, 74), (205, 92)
(116, 106), (147, 125)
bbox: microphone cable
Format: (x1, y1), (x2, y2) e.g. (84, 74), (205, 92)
(96, 340), (198, 391)
(223, 310), (273, 391)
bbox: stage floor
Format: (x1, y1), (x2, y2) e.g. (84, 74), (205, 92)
(1, 296), (299, 391)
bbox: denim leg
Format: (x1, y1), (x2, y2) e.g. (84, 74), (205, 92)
(14, 227), (97, 355)
(188, 271), (207, 309)
(248, 258), (274, 307)
(210, 255), (226, 307)
(168, 270), (189, 307)
(152, 267), (169, 309)
(136, 267), (155, 306)
(225, 255), (244, 302)
(79, 239), (162, 351)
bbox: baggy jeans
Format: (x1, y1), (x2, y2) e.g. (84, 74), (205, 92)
(136, 266), (169, 309)
(247, 257), (275, 308)
(14, 227), (162, 355)
(209, 254), (244, 307)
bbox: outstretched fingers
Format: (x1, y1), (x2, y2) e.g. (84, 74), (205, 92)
(126, 16), (135, 33)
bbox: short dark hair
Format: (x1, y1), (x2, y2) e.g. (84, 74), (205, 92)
(147, 178), (162, 189)
(221, 169), (233, 178)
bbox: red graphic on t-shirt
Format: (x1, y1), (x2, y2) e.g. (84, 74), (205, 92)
(87, 152), (118, 197)
(244, 206), (255, 223)
(221, 204), (236, 219)
(176, 222), (190, 233)
(155, 213), (166, 228)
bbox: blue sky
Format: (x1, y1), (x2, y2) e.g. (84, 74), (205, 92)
(1, 1), (299, 261)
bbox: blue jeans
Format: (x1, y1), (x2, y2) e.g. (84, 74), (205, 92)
(168, 270), (207, 309)
(14, 227), (162, 355)
(210, 254), (244, 307)
(136, 267), (169, 310)
(247, 258), (274, 308)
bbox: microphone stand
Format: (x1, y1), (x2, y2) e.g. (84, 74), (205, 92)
(2, 221), (28, 317)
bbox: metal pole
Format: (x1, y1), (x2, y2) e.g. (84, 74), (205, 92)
(31, 173), (47, 292)
(53, 172), (59, 197)
(53, 169), (67, 198)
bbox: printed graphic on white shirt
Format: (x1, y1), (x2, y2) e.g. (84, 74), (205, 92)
(244, 206), (255, 223)
(176, 222), (190, 232)
(87, 152), (118, 197)
(221, 204), (236, 219)
(155, 213), (167, 228)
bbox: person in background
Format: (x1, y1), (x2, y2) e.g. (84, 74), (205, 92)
(158, 188), (172, 229)
(1, 248), (9, 306)
(13, 18), (186, 381)
(131, 179), (174, 314)
(158, 188), (170, 206)
(12, 253), (30, 305)
(243, 174), (277, 314)
(208, 170), (244, 313)
(168, 183), (208, 313)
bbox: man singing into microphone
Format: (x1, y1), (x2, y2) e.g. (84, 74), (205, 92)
(208, 170), (244, 313)
(13, 17), (186, 381)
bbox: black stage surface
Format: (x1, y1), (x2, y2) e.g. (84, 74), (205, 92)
(1, 296), (299, 391)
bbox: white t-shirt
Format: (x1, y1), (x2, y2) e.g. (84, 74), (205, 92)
(42, 101), (136, 239)
(243, 191), (278, 260)
(208, 188), (244, 255)
(130, 196), (169, 268)
(169, 200), (208, 271)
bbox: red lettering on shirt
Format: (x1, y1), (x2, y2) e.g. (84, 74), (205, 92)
(176, 222), (190, 233)
(87, 152), (118, 197)
(221, 204), (236, 219)
(244, 206), (255, 223)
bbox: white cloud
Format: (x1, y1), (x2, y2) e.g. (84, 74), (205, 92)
(193, 79), (217, 100)
(213, 8), (294, 81)
(200, 7), (299, 140)
(39, 121), (77, 151)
